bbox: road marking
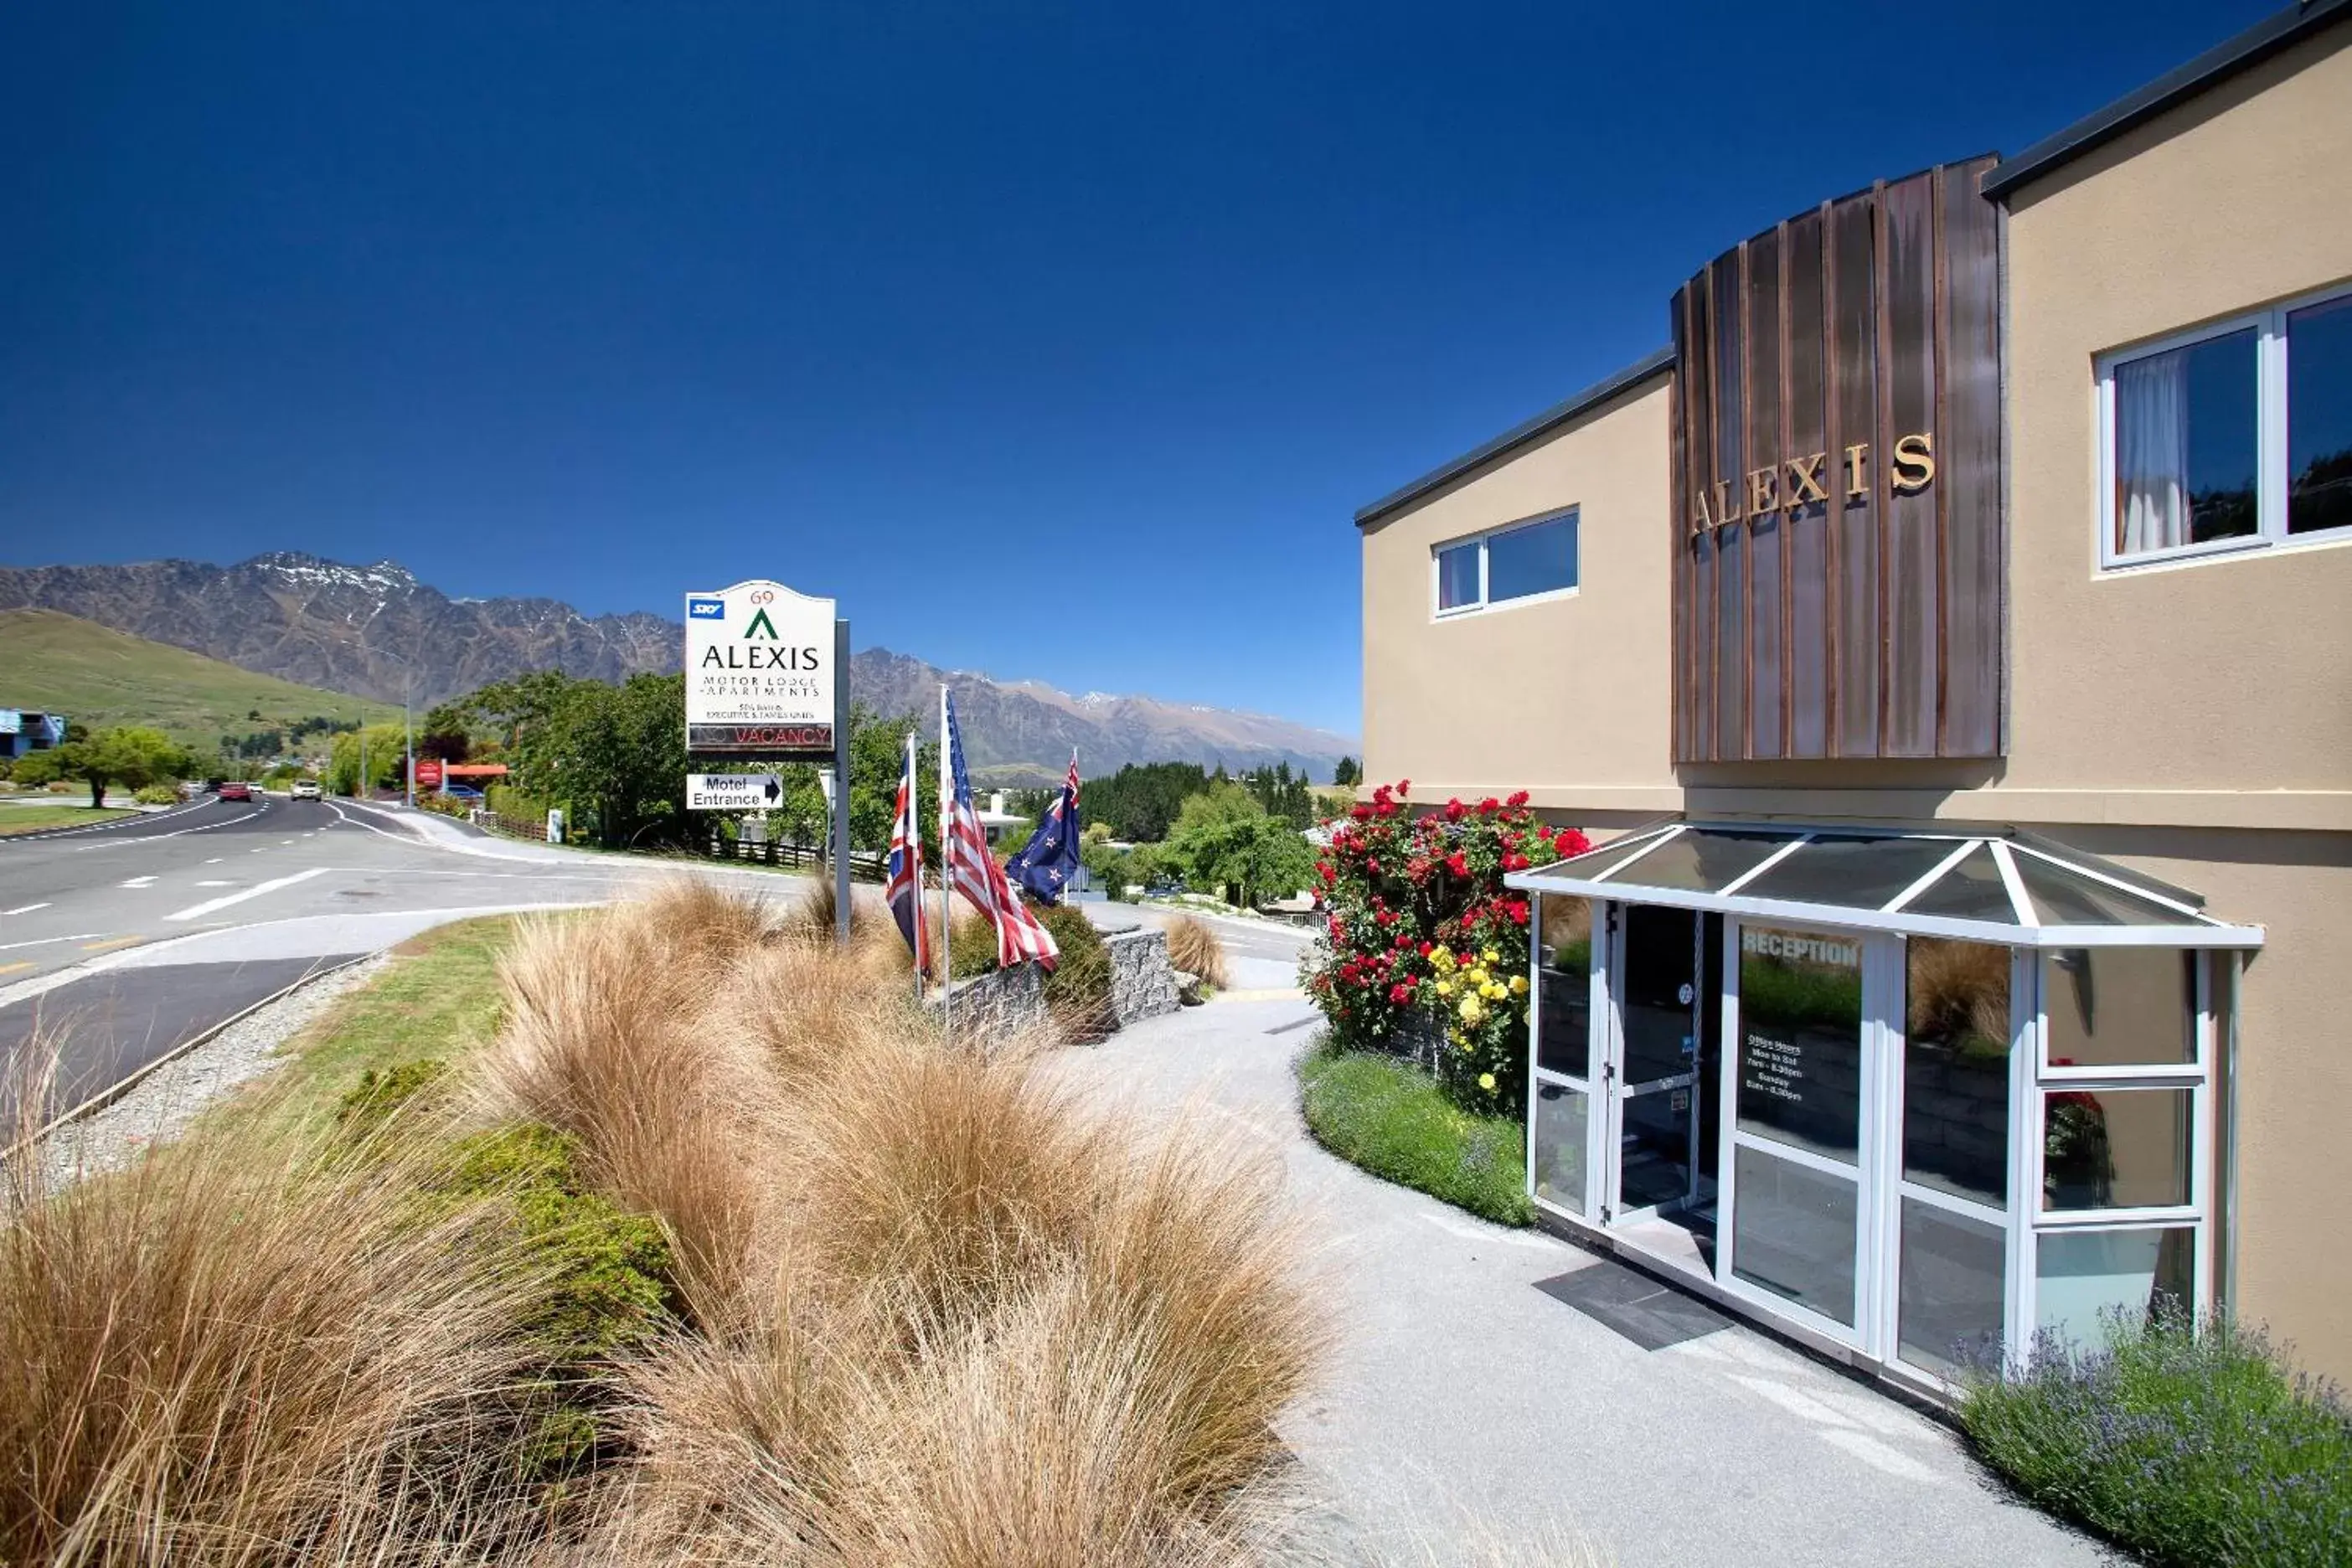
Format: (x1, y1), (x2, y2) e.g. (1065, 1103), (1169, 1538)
(163, 865), (331, 922)
(0, 932), (104, 952)
(118, 876), (157, 889)
(194, 879), (234, 887)
(3, 902), (50, 916)
(80, 936), (143, 952)
(0, 961), (31, 977)
(204, 857), (224, 864)
(281, 838), (296, 845)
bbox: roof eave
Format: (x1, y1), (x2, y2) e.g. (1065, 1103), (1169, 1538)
(1353, 346), (1674, 529)
(1983, 0), (2351, 201)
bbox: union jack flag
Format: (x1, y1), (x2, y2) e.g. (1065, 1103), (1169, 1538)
(940, 689), (1058, 971)
(885, 730), (931, 977)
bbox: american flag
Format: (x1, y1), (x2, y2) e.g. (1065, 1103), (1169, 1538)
(940, 689), (1058, 971)
(885, 730), (931, 977)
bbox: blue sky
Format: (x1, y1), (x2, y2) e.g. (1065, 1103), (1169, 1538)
(0, 1), (2272, 736)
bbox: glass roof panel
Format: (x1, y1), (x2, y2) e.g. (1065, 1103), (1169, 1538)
(1736, 833), (1965, 911)
(1534, 825), (1677, 880)
(2009, 828), (2205, 910)
(2015, 854), (2207, 928)
(1893, 843), (2020, 923)
(1594, 827), (1792, 893)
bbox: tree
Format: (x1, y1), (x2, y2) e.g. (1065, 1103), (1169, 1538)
(1333, 756), (1360, 786)
(329, 724), (410, 797)
(56, 727), (193, 807)
(1163, 784), (1315, 907)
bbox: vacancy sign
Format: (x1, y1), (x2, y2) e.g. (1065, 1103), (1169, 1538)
(684, 580), (835, 757)
(687, 773), (787, 812)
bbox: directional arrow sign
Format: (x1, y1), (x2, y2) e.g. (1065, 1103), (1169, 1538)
(686, 773), (789, 812)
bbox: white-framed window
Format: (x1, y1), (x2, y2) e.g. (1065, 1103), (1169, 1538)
(1431, 507), (1579, 616)
(2097, 280), (2352, 570)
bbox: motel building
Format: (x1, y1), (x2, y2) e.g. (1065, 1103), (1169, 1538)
(1355, 3), (2352, 1400)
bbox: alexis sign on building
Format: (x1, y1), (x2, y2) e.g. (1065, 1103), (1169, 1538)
(684, 580), (838, 758)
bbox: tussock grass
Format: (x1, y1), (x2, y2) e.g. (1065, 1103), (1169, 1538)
(0, 1102), (551, 1565)
(5, 876), (1333, 1565)
(1163, 914), (1230, 990)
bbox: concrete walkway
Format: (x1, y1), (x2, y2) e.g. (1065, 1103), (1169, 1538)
(1051, 994), (2121, 1567)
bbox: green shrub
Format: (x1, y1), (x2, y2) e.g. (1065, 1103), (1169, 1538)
(1297, 1042), (1534, 1226)
(132, 784), (178, 805)
(1035, 903), (1113, 1039)
(1960, 1308), (2352, 1565)
(334, 1059), (678, 1475)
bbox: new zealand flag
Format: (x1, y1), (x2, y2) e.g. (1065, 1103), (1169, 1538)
(1005, 752), (1082, 905)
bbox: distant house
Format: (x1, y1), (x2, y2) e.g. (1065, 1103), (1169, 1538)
(0, 709), (68, 761)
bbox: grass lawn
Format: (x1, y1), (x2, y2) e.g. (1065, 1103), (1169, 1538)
(229, 914), (529, 1132)
(0, 803), (136, 836)
(1297, 1041), (1534, 1227)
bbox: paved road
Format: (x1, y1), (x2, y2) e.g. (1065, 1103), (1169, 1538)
(0, 793), (816, 1122)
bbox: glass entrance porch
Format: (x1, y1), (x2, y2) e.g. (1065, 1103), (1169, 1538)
(1509, 822), (2262, 1395)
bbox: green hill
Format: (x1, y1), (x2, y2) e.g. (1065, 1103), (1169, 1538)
(0, 609), (398, 751)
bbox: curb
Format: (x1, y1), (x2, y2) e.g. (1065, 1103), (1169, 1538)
(3, 952), (374, 1161)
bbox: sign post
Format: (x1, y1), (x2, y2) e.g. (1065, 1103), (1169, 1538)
(683, 580), (849, 945)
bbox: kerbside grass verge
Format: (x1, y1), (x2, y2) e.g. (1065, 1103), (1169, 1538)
(1297, 1039), (1534, 1227)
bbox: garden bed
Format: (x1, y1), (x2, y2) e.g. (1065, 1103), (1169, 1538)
(1297, 1039), (1534, 1227)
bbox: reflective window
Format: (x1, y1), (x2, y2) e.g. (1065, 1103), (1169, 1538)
(1623, 905), (1700, 1085)
(2102, 287), (2352, 565)
(1899, 1200), (2006, 1375)
(1732, 1145), (1857, 1325)
(2288, 293), (2352, 536)
(2042, 1086), (2193, 1212)
(1531, 1083), (1588, 1215)
(1431, 512), (1577, 616)
(1435, 541), (1480, 611)
(2018, 856), (2203, 928)
(2112, 328), (2259, 554)
(2037, 1226), (2195, 1349)
(1736, 925), (1863, 1160)
(1488, 514), (1578, 601)
(1536, 896), (1591, 1081)
(1904, 938), (2012, 1208)
(2044, 948), (2195, 1067)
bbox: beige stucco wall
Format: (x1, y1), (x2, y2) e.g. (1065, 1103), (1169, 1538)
(1997, 28), (2352, 815)
(1359, 375), (1681, 821)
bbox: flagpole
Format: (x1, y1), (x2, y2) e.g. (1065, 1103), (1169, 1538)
(938, 683), (952, 1041)
(905, 730), (922, 1004)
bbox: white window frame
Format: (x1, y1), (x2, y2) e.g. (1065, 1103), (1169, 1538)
(2096, 279), (2352, 573)
(1431, 507), (1580, 619)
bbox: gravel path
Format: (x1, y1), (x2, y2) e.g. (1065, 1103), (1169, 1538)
(31, 954), (393, 1188)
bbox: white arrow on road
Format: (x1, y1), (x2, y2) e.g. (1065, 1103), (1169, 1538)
(164, 866), (332, 923)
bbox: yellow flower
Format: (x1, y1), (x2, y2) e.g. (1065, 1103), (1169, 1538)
(1467, 967), (1489, 987)
(1509, 974), (1529, 996)
(1483, 983), (1506, 1000)
(1482, 948), (1500, 964)
(1434, 980), (1454, 998)
(1458, 995), (1484, 1024)
(1431, 946), (1456, 971)
(1478, 1072), (1496, 1091)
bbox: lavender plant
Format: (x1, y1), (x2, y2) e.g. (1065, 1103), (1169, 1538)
(1960, 1305), (2352, 1566)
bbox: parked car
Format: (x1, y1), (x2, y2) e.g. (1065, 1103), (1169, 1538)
(291, 779), (321, 801)
(178, 780), (206, 801)
(217, 781), (253, 802)
(443, 784), (485, 802)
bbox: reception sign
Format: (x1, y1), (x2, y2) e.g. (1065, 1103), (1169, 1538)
(683, 580), (837, 758)
(1671, 157), (2004, 762)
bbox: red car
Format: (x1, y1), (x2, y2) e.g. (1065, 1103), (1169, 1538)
(217, 781), (253, 802)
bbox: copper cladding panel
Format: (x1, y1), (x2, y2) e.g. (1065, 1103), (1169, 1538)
(1669, 157), (2004, 762)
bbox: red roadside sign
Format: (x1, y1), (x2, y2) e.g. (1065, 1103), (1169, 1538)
(415, 759), (444, 788)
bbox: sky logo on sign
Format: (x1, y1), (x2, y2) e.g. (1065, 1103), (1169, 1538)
(687, 596), (725, 619)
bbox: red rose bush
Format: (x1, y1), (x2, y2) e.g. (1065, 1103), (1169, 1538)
(1301, 781), (1588, 1114)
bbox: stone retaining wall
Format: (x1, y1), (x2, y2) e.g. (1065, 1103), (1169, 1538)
(936, 921), (1182, 1044)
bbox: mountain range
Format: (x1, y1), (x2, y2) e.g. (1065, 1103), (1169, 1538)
(0, 553), (1357, 781)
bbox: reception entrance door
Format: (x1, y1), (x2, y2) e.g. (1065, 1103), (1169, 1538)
(1605, 904), (1711, 1224)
